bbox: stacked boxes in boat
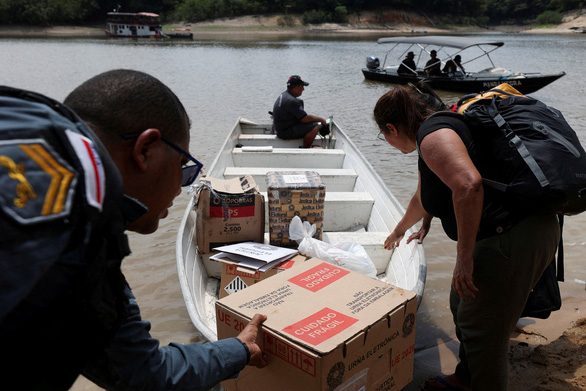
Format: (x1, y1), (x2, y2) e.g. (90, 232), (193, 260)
(267, 171), (325, 247)
(195, 176), (265, 254)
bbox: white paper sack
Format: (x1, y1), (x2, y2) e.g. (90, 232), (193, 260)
(288, 216), (377, 278)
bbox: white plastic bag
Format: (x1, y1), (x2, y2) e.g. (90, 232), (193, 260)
(288, 216), (377, 278)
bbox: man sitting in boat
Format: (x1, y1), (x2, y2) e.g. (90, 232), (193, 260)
(272, 75), (329, 148)
(443, 54), (465, 74)
(425, 50), (442, 77)
(398, 51), (417, 76)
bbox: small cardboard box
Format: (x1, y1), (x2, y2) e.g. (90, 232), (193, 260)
(218, 254), (307, 299)
(195, 176), (265, 254)
(266, 171), (325, 247)
(216, 258), (417, 391)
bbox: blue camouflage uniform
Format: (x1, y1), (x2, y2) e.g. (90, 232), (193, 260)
(0, 88), (249, 390)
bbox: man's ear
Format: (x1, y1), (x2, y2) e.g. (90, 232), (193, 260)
(385, 123), (398, 136)
(131, 128), (162, 172)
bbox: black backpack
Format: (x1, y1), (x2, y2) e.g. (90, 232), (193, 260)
(452, 83), (586, 216)
(440, 83), (585, 318)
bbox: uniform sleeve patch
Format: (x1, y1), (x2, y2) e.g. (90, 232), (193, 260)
(0, 139), (77, 225)
(65, 129), (106, 211)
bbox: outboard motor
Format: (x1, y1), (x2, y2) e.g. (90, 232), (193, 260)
(366, 56), (380, 70)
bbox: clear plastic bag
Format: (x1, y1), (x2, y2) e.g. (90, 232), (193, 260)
(288, 216), (377, 278)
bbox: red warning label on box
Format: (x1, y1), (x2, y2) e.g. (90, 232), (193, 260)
(287, 262), (350, 293)
(282, 307), (358, 346)
(209, 193), (256, 218)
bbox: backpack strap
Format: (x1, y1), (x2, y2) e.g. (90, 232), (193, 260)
(486, 97), (550, 188)
(557, 214), (565, 281)
(457, 84), (526, 112)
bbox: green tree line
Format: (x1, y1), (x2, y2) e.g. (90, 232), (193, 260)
(0, 0), (582, 26)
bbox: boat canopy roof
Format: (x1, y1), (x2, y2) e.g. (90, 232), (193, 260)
(377, 36), (504, 50)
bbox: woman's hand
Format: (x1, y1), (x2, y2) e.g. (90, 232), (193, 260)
(406, 227), (427, 244)
(384, 229), (405, 250)
(406, 213), (432, 244)
(384, 178), (428, 251)
(452, 254), (479, 300)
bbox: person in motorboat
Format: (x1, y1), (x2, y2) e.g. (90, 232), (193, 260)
(398, 51), (417, 75)
(374, 83), (559, 391)
(272, 75), (329, 148)
(0, 69), (268, 390)
(443, 55), (465, 75)
(424, 50), (442, 77)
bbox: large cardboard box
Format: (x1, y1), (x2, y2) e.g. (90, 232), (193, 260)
(216, 258), (417, 391)
(218, 254), (307, 299)
(267, 171), (325, 247)
(195, 176), (265, 254)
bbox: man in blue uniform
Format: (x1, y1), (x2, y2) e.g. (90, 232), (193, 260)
(0, 69), (268, 390)
(272, 75), (328, 148)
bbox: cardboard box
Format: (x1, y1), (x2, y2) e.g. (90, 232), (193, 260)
(216, 258), (417, 391)
(218, 254), (307, 299)
(266, 171), (325, 247)
(195, 176), (265, 254)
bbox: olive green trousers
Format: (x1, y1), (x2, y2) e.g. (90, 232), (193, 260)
(450, 213), (560, 391)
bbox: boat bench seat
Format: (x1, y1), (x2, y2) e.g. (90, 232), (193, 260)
(322, 231), (391, 274)
(232, 148), (345, 169)
(224, 167), (357, 192)
(239, 122), (274, 134)
(237, 134), (336, 149)
(259, 191), (374, 232)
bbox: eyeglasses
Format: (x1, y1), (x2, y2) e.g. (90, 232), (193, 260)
(122, 133), (203, 187)
(377, 131), (386, 141)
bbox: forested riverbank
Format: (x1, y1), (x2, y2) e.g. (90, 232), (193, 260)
(0, 0), (584, 33)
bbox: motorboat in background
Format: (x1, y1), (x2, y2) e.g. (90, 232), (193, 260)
(362, 36), (565, 94)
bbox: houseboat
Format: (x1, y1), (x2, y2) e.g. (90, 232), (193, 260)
(105, 12), (164, 38)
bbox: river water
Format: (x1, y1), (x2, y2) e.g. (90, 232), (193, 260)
(1, 32), (585, 390)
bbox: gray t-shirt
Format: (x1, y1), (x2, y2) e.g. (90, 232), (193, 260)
(272, 90), (307, 132)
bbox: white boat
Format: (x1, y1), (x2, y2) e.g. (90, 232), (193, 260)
(176, 118), (427, 342)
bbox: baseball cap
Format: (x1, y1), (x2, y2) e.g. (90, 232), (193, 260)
(287, 75), (309, 86)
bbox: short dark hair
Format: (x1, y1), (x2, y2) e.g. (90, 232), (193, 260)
(64, 69), (189, 146)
